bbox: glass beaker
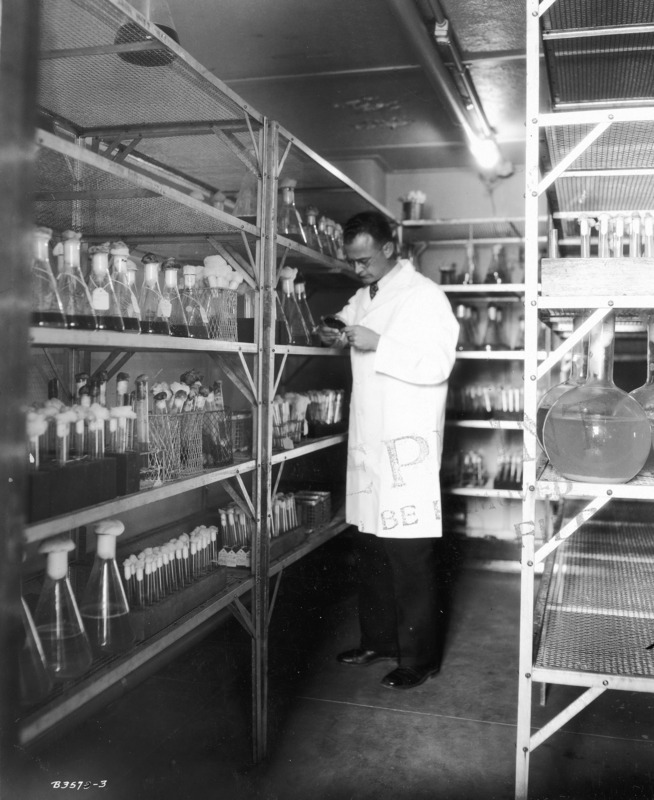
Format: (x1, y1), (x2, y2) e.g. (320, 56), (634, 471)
(88, 247), (125, 332)
(629, 314), (654, 472)
(161, 261), (189, 337)
(277, 180), (307, 244)
(480, 304), (508, 351)
(53, 231), (97, 331)
(294, 277), (319, 345)
(138, 255), (170, 335)
(542, 312), (651, 482)
(278, 268), (310, 345)
(80, 519), (135, 657)
(180, 265), (209, 339)
(536, 315), (588, 448)
(34, 536), (93, 680)
(31, 226), (66, 328)
(19, 597), (53, 705)
(110, 244), (141, 332)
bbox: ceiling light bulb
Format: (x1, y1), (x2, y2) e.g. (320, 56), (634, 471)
(469, 136), (503, 171)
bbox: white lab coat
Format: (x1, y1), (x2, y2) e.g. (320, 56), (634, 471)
(337, 260), (458, 538)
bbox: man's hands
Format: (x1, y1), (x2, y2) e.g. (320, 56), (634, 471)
(344, 325), (380, 351)
(317, 323), (347, 348)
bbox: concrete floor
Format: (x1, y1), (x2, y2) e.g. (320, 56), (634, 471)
(13, 534), (654, 800)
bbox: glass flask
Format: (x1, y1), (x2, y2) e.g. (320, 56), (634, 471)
(278, 267), (310, 345)
(317, 215), (336, 257)
(542, 313), (651, 483)
(110, 244), (141, 332)
(643, 214), (654, 257)
(31, 226), (66, 328)
(53, 231), (97, 331)
(34, 536), (93, 680)
(80, 519), (135, 657)
(180, 265), (209, 339)
(629, 314), (654, 472)
(87, 246), (124, 332)
(232, 170), (259, 224)
(277, 179), (307, 244)
(536, 315), (588, 448)
(630, 214), (643, 257)
(303, 206), (323, 253)
(480, 304), (508, 351)
(274, 288), (292, 345)
(294, 276), (319, 345)
(613, 214), (625, 257)
(462, 241), (477, 284)
(484, 244), (509, 284)
(579, 216), (592, 258)
(161, 261), (189, 337)
(455, 304), (476, 351)
(325, 220), (338, 258)
(597, 214), (611, 258)
(138, 255), (170, 335)
(19, 597), (53, 705)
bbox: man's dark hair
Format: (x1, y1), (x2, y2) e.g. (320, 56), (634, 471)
(343, 211), (394, 246)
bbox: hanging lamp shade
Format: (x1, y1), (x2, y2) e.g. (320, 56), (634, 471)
(115, 0), (180, 67)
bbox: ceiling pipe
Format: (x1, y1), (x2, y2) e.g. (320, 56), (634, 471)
(384, 0), (481, 144)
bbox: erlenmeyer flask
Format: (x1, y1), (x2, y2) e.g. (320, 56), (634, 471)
(180, 265), (209, 339)
(278, 179), (307, 244)
(53, 231), (97, 331)
(138, 254), (170, 335)
(87, 246), (125, 332)
(232, 169), (259, 225)
(20, 597), (53, 705)
(161, 260), (189, 337)
(303, 206), (323, 253)
(294, 276), (319, 345)
(110, 243), (141, 332)
(317, 215), (335, 257)
(629, 313), (654, 472)
(34, 536), (93, 680)
(481, 304), (508, 351)
(536, 315), (588, 448)
(31, 226), (66, 328)
(455, 304), (476, 351)
(80, 519), (135, 657)
(278, 267), (310, 345)
(543, 313), (651, 483)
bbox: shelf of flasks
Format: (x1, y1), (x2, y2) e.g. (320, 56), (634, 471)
(30, 327), (258, 354)
(24, 457), (257, 546)
(18, 568), (255, 747)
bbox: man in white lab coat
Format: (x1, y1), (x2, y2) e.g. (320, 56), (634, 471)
(319, 211), (458, 689)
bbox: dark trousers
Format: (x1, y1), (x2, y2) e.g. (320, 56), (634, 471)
(353, 531), (442, 669)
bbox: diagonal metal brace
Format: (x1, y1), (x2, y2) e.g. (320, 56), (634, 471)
(228, 596), (255, 637)
(268, 568), (284, 626)
(208, 352), (256, 406)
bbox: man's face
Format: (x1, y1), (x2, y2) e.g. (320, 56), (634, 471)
(344, 233), (393, 284)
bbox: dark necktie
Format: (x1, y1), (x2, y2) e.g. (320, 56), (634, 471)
(369, 282), (379, 300)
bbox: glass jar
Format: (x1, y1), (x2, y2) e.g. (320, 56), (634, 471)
(629, 314), (654, 472)
(542, 313), (651, 483)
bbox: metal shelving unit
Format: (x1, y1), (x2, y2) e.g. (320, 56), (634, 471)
(17, 0), (395, 765)
(517, 3), (654, 798)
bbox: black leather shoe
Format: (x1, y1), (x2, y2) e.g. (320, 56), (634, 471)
(336, 648), (397, 667)
(381, 665), (440, 689)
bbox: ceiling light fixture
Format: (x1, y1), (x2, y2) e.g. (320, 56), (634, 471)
(114, 0), (180, 67)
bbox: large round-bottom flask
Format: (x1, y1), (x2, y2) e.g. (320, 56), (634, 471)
(543, 313), (651, 483)
(629, 314), (654, 472)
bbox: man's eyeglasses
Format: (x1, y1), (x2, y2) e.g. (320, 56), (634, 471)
(345, 247), (382, 270)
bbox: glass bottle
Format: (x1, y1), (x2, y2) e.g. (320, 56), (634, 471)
(232, 169), (259, 224)
(80, 519), (135, 657)
(34, 536), (93, 680)
(484, 244), (509, 284)
(542, 313), (651, 483)
(630, 214), (643, 258)
(613, 215), (625, 257)
(536, 315), (589, 448)
(643, 214), (654, 258)
(325, 220), (338, 259)
(333, 223), (345, 260)
(180, 265), (209, 339)
(461, 241), (477, 284)
(455, 304), (476, 351)
(110, 243), (141, 333)
(294, 276), (319, 345)
(277, 179), (307, 244)
(161, 260), (189, 337)
(19, 597), (53, 705)
(579, 216), (592, 258)
(31, 226), (66, 328)
(629, 314), (654, 472)
(480, 304), (508, 351)
(87, 246), (125, 332)
(317, 215), (336, 257)
(138, 255), (170, 335)
(278, 267), (310, 345)
(53, 230), (97, 330)
(597, 214), (611, 258)
(303, 206), (323, 253)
